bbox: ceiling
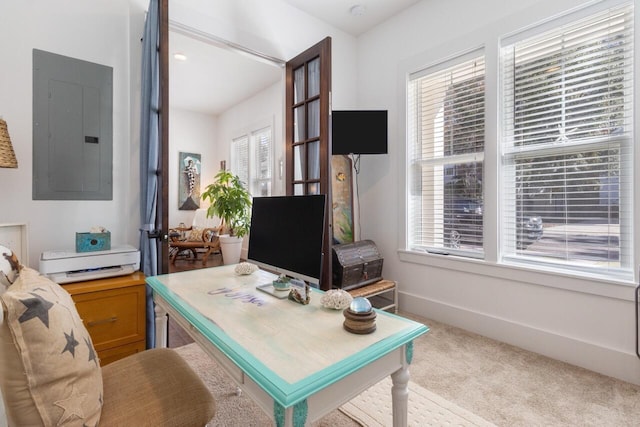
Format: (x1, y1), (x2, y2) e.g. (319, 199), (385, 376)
(169, 0), (422, 115)
(281, 0), (422, 37)
(169, 30), (283, 115)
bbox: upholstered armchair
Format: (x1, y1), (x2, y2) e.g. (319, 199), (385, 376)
(169, 209), (224, 266)
(0, 254), (216, 426)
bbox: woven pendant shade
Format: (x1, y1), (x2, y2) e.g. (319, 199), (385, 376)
(0, 118), (18, 168)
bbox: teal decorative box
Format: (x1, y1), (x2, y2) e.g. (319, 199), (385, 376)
(76, 232), (111, 252)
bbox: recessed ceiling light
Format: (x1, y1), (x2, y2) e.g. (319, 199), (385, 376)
(350, 5), (366, 17)
(173, 53), (187, 61)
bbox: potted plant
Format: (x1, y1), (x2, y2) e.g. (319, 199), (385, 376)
(201, 170), (252, 265)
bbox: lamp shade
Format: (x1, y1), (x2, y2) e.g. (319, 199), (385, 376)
(0, 118), (18, 168)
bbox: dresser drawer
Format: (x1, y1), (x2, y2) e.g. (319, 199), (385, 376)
(73, 284), (145, 352)
(64, 272), (146, 365)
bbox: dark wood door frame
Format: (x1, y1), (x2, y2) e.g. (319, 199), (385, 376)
(285, 37), (332, 290)
(159, 0), (169, 274)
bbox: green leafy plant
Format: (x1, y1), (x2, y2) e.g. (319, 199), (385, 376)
(201, 170), (252, 238)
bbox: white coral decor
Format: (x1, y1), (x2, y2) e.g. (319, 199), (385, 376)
(320, 289), (353, 310)
(234, 262), (258, 275)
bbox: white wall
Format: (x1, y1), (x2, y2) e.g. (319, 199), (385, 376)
(215, 81), (285, 196)
(0, 0), (145, 268)
(0, 0), (357, 268)
(168, 108), (218, 226)
(356, 0), (640, 385)
(0, 2), (142, 423)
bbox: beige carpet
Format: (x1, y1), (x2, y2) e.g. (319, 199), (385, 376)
(403, 314), (640, 426)
(174, 342), (493, 426)
(174, 313), (640, 426)
(174, 343), (358, 426)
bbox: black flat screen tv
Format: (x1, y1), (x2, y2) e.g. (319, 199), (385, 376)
(247, 194), (326, 285)
(332, 110), (388, 155)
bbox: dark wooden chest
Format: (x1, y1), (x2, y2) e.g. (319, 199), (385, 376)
(332, 240), (383, 290)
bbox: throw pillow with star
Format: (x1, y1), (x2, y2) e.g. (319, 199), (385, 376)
(0, 267), (103, 426)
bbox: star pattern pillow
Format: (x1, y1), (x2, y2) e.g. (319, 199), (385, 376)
(0, 267), (102, 426)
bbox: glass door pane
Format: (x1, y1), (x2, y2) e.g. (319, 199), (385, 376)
(308, 58), (320, 97)
(308, 100), (319, 139)
(294, 66), (305, 104)
(294, 106), (306, 142)
(307, 141), (320, 180)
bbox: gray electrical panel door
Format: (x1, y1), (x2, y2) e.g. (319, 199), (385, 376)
(33, 49), (113, 200)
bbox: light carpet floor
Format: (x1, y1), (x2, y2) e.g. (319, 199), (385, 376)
(174, 342), (357, 426)
(175, 342), (491, 426)
(174, 313), (640, 426)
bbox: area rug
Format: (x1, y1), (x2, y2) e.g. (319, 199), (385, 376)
(175, 343), (495, 426)
(339, 377), (496, 426)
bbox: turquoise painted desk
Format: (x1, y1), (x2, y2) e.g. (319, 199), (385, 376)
(146, 265), (428, 427)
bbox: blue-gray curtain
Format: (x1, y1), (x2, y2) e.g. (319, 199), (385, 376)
(139, 0), (160, 349)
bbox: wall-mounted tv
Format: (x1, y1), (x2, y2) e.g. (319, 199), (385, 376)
(331, 110), (388, 155)
(247, 194), (326, 286)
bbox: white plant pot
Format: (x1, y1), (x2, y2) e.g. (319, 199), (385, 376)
(220, 235), (243, 265)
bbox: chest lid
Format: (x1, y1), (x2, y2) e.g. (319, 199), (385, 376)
(333, 240), (381, 266)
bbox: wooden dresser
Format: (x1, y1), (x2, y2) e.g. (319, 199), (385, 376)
(63, 272), (146, 366)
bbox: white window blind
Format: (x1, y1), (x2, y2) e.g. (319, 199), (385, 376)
(231, 126), (273, 197)
(501, 3), (633, 275)
(252, 127), (272, 197)
(407, 52), (485, 256)
(231, 135), (249, 189)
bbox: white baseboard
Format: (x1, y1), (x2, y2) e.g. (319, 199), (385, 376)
(399, 291), (640, 386)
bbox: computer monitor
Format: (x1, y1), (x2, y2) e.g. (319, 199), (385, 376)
(248, 194), (326, 286)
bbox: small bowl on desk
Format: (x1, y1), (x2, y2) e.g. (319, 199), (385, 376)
(272, 279), (291, 291)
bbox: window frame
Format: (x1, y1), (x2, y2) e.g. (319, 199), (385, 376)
(406, 49), (487, 259)
(230, 121), (275, 198)
(399, 0), (636, 289)
(499, 2), (634, 280)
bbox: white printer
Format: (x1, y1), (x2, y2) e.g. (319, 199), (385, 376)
(39, 245), (140, 284)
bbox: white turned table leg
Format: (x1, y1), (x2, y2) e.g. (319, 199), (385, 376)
(391, 366), (410, 427)
(154, 303), (168, 348)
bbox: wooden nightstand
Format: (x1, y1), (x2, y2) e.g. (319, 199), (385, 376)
(63, 272), (146, 366)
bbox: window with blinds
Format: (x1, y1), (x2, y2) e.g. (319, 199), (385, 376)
(231, 135), (249, 189)
(407, 52), (485, 256)
(231, 126), (273, 197)
(252, 127), (273, 197)
(500, 3), (633, 275)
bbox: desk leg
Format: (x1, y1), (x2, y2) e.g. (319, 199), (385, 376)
(274, 400), (307, 427)
(391, 366), (409, 427)
(154, 303), (168, 348)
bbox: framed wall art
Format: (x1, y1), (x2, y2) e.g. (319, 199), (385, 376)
(178, 151), (201, 210)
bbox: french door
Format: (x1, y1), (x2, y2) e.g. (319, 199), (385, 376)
(285, 37), (332, 290)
